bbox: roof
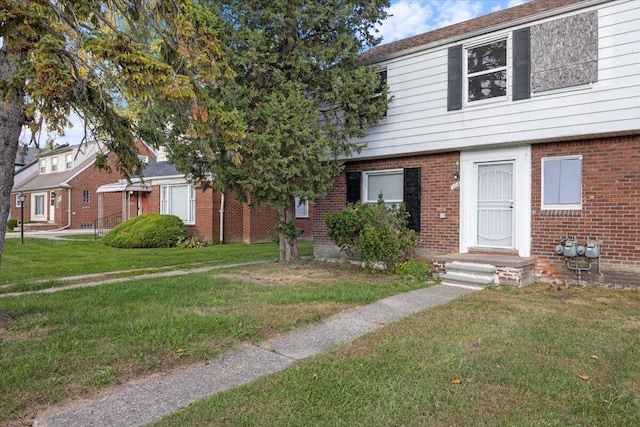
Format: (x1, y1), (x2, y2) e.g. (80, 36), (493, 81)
(141, 158), (182, 178)
(361, 0), (590, 63)
(13, 156), (96, 192)
(14, 146), (43, 167)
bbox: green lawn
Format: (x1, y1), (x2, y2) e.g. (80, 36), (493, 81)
(0, 238), (312, 290)
(152, 284), (640, 427)
(0, 261), (426, 426)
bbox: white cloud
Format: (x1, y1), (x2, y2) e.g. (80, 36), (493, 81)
(378, 1), (436, 44)
(379, 0), (531, 45)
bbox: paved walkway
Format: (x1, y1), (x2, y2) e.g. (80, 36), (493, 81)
(30, 281), (479, 427)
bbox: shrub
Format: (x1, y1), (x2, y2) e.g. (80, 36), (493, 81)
(395, 259), (431, 282)
(325, 197), (417, 271)
(6, 219), (18, 231)
(103, 214), (188, 248)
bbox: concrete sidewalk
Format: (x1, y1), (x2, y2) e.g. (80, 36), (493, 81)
(33, 284), (479, 427)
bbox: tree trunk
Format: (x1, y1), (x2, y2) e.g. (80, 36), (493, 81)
(0, 47), (27, 270)
(278, 197), (300, 262)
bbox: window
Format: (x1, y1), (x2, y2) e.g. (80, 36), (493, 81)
(161, 184), (195, 224)
(32, 193), (46, 220)
(295, 196), (309, 218)
(363, 169), (404, 204)
(82, 190), (90, 203)
(66, 154), (73, 169)
(466, 38), (507, 102)
(51, 157), (58, 172)
(40, 159), (46, 174)
(542, 156), (582, 210)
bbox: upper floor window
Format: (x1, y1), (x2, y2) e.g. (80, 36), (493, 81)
(161, 184), (195, 224)
(466, 39), (507, 103)
(542, 156), (582, 210)
(66, 154), (73, 169)
(51, 157), (58, 172)
(40, 159), (46, 174)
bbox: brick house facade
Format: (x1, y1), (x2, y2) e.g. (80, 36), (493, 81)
(314, 0), (640, 287)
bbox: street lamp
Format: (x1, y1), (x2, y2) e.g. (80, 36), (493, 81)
(18, 192), (25, 244)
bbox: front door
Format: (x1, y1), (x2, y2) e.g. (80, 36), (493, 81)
(476, 162), (514, 248)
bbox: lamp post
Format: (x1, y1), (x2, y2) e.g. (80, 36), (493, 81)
(18, 192), (25, 244)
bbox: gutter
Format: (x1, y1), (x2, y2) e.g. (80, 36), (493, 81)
(219, 192), (225, 244)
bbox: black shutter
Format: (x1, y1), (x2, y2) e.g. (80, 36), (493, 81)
(513, 27), (531, 101)
(403, 167), (421, 232)
(447, 45), (463, 111)
(346, 172), (361, 204)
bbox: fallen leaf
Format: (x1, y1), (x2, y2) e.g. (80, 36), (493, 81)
(579, 374), (590, 381)
(452, 378), (462, 385)
(599, 307), (606, 312)
(590, 355), (599, 360)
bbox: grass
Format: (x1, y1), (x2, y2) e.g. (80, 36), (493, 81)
(152, 284), (640, 427)
(0, 261), (427, 426)
(0, 238), (313, 290)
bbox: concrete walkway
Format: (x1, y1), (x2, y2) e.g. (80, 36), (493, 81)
(33, 283), (479, 427)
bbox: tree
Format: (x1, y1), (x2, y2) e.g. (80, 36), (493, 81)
(0, 1), (245, 268)
(167, 0), (391, 261)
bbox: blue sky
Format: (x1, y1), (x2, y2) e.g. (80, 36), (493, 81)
(380, 0), (529, 44)
(44, 0), (529, 145)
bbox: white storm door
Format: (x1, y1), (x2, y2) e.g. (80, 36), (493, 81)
(476, 162), (514, 248)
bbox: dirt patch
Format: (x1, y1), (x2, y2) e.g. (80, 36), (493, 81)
(216, 261), (391, 287)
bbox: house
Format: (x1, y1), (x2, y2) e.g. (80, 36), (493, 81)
(10, 142), (127, 231)
(95, 147), (314, 244)
(313, 0), (640, 287)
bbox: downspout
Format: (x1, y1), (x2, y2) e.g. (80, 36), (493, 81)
(219, 192), (225, 244)
(53, 185), (72, 231)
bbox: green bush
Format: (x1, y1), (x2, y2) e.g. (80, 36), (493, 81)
(395, 259), (431, 282)
(325, 197), (417, 271)
(103, 214), (188, 248)
(6, 219), (18, 231)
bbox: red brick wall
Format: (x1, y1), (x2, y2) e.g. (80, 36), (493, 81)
(531, 135), (640, 285)
(67, 164), (122, 229)
(314, 153), (461, 258)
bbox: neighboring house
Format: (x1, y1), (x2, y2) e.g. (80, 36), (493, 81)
(97, 147), (314, 244)
(314, 0), (640, 287)
(11, 142), (127, 231)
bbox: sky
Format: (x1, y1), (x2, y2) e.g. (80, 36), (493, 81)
(42, 0), (529, 145)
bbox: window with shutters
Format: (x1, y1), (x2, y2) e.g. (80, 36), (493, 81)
(363, 169), (404, 205)
(465, 38), (507, 103)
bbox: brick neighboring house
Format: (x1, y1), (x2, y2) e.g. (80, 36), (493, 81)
(314, 0), (640, 287)
(97, 147), (314, 244)
(11, 142), (126, 231)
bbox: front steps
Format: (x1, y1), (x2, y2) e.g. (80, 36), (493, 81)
(440, 261), (497, 289)
(435, 254), (537, 288)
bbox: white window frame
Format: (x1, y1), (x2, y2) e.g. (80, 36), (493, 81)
(295, 196), (309, 218)
(541, 155), (582, 211)
(51, 157), (58, 172)
(40, 159), (46, 174)
(464, 34), (509, 106)
(161, 184), (196, 225)
(66, 154), (73, 169)
(362, 168), (404, 204)
(32, 193), (47, 220)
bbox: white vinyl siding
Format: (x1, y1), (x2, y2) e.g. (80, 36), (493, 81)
(363, 169), (404, 204)
(542, 156), (582, 210)
(347, 1), (640, 161)
(161, 184), (195, 224)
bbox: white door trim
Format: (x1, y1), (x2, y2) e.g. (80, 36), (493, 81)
(460, 146), (531, 257)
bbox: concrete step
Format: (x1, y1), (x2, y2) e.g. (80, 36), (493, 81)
(440, 261), (498, 288)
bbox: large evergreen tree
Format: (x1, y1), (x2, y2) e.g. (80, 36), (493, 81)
(0, 1), (244, 267)
(167, 0), (391, 261)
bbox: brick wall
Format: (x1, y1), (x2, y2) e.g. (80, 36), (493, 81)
(531, 135), (640, 286)
(314, 152), (461, 258)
